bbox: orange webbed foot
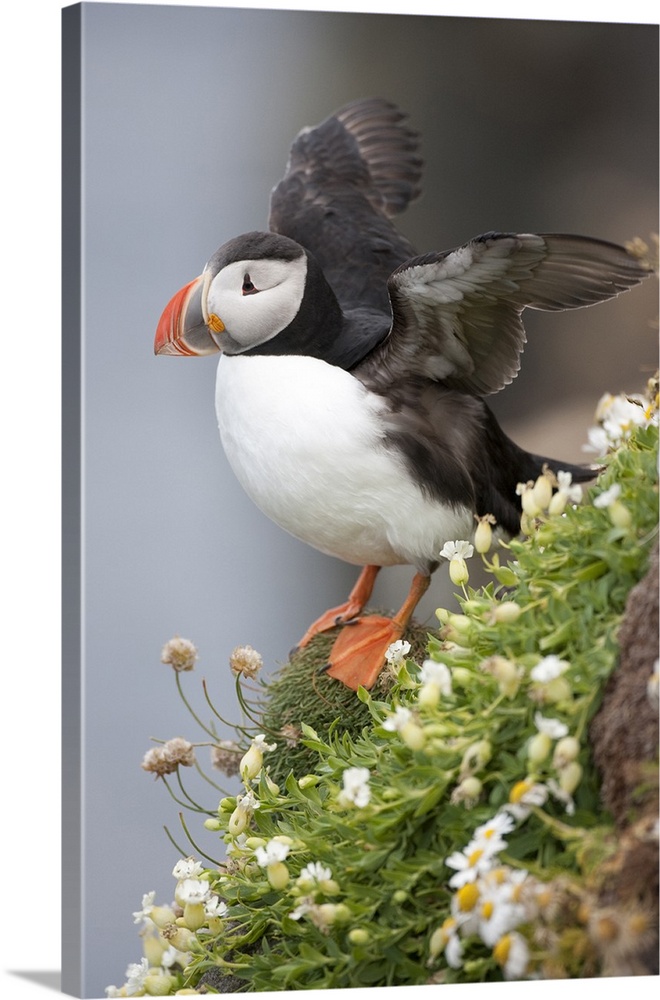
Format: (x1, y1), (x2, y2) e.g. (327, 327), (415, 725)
(323, 615), (404, 691)
(296, 600), (362, 648)
(296, 565), (380, 649)
(322, 571), (432, 691)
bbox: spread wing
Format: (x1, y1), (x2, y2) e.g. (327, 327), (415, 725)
(356, 232), (653, 395)
(268, 97), (423, 313)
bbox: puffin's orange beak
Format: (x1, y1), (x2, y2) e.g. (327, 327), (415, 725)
(154, 274), (221, 356)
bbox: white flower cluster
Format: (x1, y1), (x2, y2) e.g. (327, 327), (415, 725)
(289, 860), (348, 932)
(584, 391), (658, 456)
(432, 813), (540, 979)
(516, 469), (582, 524)
(106, 857), (227, 996)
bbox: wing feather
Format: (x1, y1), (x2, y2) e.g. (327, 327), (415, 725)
(268, 97), (423, 312)
(357, 233), (652, 396)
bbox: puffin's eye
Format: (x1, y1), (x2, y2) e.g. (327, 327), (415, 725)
(242, 274), (258, 295)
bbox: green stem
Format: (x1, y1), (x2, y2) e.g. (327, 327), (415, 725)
(161, 774), (210, 814)
(175, 767), (217, 814)
(205, 958), (253, 971)
(162, 824), (189, 858)
(201, 678), (241, 731)
(178, 811), (222, 866)
(529, 805), (587, 841)
(481, 690), (506, 718)
(175, 672), (217, 740)
(234, 674), (282, 738)
(193, 757), (231, 795)
(573, 686), (599, 742)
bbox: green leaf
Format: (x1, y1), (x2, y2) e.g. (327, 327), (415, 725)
(412, 782), (447, 817)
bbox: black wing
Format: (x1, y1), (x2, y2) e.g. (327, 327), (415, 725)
(269, 97), (423, 315)
(356, 232), (653, 395)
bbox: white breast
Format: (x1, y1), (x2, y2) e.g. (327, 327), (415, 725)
(214, 354), (473, 569)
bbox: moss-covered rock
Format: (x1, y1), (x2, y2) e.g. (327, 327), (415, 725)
(260, 619), (436, 784)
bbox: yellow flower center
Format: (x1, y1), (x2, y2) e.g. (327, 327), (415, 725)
(467, 847), (484, 867)
(481, 901), (494, 920)
(537, 888), (553, 909)
(493, 934), (511, 965)
(511, 883), (524, 903)
(456, 882), (480, 911)
(509, 779), (532, 804)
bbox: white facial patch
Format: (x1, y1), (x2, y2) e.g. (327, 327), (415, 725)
(205, 255), (307, 350)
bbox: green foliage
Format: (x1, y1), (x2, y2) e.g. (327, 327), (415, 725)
(116, 401), (658, 996)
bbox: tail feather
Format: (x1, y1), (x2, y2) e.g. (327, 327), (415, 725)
(476, 406), (601, 535)
(530, 453), (602, 484)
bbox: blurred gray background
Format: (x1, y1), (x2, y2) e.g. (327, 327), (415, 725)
(64, 3), (658, 996)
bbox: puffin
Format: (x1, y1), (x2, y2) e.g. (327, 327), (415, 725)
(154, 97), (651, 691)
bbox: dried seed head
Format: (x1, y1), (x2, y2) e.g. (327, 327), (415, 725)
(141, 738), (195, 777)
(229, 645), (264, 679)
(161, 635), (198, 672)
(279, 723), (302, 747)
(210, 740), (242, 777)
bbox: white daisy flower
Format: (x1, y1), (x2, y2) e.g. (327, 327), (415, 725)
(476, 885), (527, 948)
(445, 929), (464, 969)
(504, 779), (549, 820)
(473, 812), (516, 845)
(493, 930), (530, 980)
(446, 842), (496, 888)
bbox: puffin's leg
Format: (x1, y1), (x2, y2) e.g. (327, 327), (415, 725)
(296, 565), (381, 648)
(324, 572), (431, 691)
